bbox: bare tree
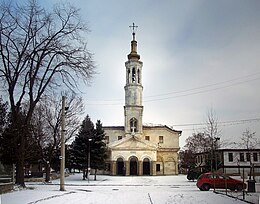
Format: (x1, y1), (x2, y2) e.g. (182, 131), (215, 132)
(241, 129), (259, 149)
(0, 0), (95, 186)
(32, 92), (84, 182)
(240, 129), (259, 179)
(204, 108), (221, 172)
(204, 109), (221, 141)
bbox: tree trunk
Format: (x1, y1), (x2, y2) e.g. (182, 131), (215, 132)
(82, 168), (86, 180)
(45, 162), (50, 182)
(15, 133), (25, 187)
(94, 169), (97, 181)
(15, 159), (25, 187)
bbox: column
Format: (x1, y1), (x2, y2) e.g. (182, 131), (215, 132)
(111, 161), (116, 176)
(125, 161), (130, 176)
(139, 161), (143, 175)
(152, 161), (157, 176)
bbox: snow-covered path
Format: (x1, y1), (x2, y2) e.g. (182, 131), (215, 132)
(1, 174), (248, 204)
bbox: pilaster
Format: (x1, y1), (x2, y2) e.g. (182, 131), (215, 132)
(138, 161), (143, 175)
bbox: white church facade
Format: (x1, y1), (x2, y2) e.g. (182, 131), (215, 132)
(103, 25), (181, 176)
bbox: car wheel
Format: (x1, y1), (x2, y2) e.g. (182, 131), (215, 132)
(202, 184), (210, 191)
(236, 184), (243, 191)
(199, 187), (205, 191)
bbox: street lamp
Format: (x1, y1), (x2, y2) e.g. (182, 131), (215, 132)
(87, 138), (92, 182)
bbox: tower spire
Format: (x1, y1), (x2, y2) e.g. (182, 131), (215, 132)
(128, 23), (140, 60)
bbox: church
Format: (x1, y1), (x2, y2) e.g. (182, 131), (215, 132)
(103, 25), (181, 176)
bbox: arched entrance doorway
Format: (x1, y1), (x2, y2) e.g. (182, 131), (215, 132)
(116, 158), (124, 175)
(143, 158), (150, 175)
(130, 157), (138, 175)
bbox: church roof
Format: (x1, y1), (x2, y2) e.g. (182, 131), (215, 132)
(103, 126), (124, 130)
(143, 124), (182, 135)
(103, 125), (182, 135)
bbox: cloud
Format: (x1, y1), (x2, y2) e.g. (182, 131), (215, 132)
(39, 0), (260, 147)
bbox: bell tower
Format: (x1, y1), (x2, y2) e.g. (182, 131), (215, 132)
(124, 23), (143, 137)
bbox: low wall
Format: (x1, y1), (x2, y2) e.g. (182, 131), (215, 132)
(0, 182), (13, 194)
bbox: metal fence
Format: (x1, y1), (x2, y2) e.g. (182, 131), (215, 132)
(0, 163), (14, 183)
(214, 168), (259, 204)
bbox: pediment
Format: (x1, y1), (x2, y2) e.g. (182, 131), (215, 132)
(109, 136), (157, 150)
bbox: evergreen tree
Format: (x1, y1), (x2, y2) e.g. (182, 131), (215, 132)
(71, 115), (95, 180)
(91, 120), (107, 180)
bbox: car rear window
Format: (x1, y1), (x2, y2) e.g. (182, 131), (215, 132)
(198, 174), (207, 179)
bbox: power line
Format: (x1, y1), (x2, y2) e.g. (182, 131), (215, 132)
(171, 117), (260, 131)
(172, 118), (260, 127)
(144, 71), (260, 99)
(85, 72), (260, 105)
(143, 77), (260, 102)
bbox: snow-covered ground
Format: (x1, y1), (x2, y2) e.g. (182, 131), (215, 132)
(1, 174), (259, 204)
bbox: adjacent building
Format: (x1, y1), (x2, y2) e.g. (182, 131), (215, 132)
(195, 148), (260, 180)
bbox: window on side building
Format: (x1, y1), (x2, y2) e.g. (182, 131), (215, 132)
(253, 153), (258, 161)
(159, 136), (164, 143)
(145, 136), (150, 141)
(156, 164), (160, 172)
(240, 153), (244, 162)
(246, 153), (251, 162)
(118, 136), (122, 140)
(228, 153), (233, 162)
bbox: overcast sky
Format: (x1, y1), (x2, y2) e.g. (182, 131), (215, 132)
(39, 0), (260, 148)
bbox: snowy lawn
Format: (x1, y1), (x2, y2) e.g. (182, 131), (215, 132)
(1, 174), (254, 204)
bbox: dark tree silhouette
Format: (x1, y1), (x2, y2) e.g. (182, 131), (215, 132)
(0, 0), (95, 186)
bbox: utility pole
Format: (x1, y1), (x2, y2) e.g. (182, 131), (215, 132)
(215, 137), (220, 171)
(60, 96), (66, 191)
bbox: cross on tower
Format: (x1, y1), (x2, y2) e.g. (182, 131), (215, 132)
(129, 23), (138, 34)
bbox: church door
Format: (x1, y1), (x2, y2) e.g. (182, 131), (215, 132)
(143, 158), (150, 175)
(130, 157), (138, 175)
(117, 158), (124, 175)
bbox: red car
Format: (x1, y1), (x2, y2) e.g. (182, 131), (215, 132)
(196, 172), (246, 191)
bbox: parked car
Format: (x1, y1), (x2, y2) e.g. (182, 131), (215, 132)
(196, 172), (246, 191)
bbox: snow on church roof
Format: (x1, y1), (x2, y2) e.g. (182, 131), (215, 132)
(103, 124), (182, 135)
(143, 123), (182, 134)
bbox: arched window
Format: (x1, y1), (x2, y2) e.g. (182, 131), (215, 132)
(132, 68), (136, 83)
(143, 158), (150, 175)
(137, 69), (140, 83)
(128, 69), (131, 83)
(116, 158), (124, 175)
(130, 118), (138, 133)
